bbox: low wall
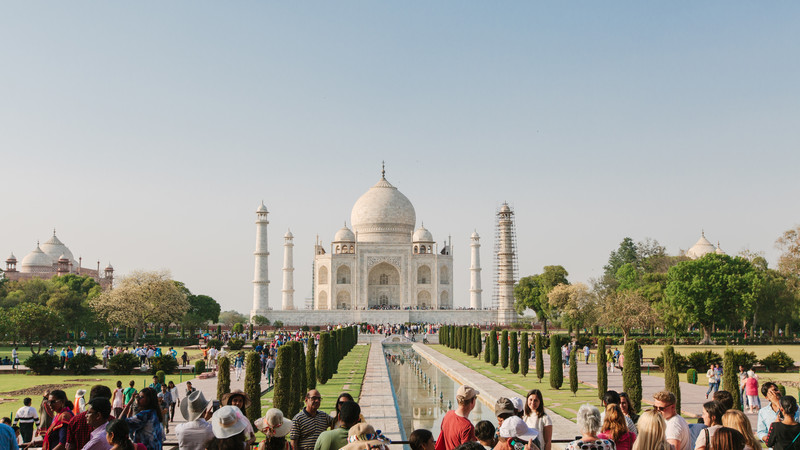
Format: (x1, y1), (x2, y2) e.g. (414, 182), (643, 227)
(264, 309), (508, 325)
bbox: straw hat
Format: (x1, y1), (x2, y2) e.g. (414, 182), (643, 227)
(221, 389), (251, 407)
(254, 409), (293, 438)
(180, 390), (211, 422)
(211, 406), (247, 439)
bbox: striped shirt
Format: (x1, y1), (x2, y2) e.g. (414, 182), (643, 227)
(290, 409), (332, 450)
(14, 406), (38, 424)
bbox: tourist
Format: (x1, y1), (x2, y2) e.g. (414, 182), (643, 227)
(74, 389), (87, 415)
(436, 385), (479, 450)
(706, 365), (718, 399)
(620, 392), (640, 426)
(631, 410), (671, 450)
(314, 401), (361, 450)
(331, 393), (356, 426)
(209, 406), (248, 450)
(255, 408), (293, 450)
(756, 382), (800, 445)
(497, 416), (539, 450)
(84, 397), (113, 450)
(584, 344), (591, 364)
(14, 397), (39, 444)
(766, 396), (800, 450)
(148, 376), (161, 393)
(474, 420), (497, 449)
(495, 398), (516, 428)
(599, 403), (636, 450)
(182, 351), (189, 366)
(742, 374), (759, 414)
(105, 419), (139, 450)
(603, 391), (638, 434)
(221, 389), (256, 444)
(565, 404), (614, 450)
(290, 389), (333, 450)
(737, 366), (748, 410)
(42, 389), (74, 450)
(234, 352), (245, 381)
(721, 410), (760, 450)
(510, 398), (525, 418)
(120, 387), (165, 450)
(713, 392), (734, 413)
(176, 391), (214, 450)
(66, 385), (112, 450)
(653, 391), (690, 450)
(157, 384), (172, 434)
(711, 428), (746, 450)
(410, 429), (436, 450)
(340, 423), (390, 450)
(523, 389), (552, 450)
(39, 390), (54, 431)
(266, 354), (276, 385)
(167, 381), (180, 423)
(186, 381), (197, 395)
(0, 421), (18, 450)
(123, 381), (137, 405)
(112, 381), (126, 419)
(695, 401), (725, 450)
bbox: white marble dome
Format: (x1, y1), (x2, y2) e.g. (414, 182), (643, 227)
(413, 225), (433, 242)
(350, 176), (416, 243)
(40, 233), (76, 266)
(686, 232), (717, 260)
(20, 244), (54, 272)
(334, 225), (355, 242)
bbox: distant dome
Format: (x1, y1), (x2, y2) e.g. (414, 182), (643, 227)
(40, 232), (75, 266)
(20, 244), (54, 273)
(350, 175), (416, 244)
(715, 242), (725, 255)
(257, 203), (268, 213)
(105, 262), (114, 270)
(285, 230), (294, 239)
(686, 232), (717, 260)
(334, 225), (355, 242)
(471, 231), (480, 239)
(7, 252), (16, 261)
(413, 225), (433, 242)
(58, 254), (69, 261)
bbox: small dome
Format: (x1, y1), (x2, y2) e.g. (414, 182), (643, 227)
(257, 203), (268, 213)
(715, 242), (725, 255)
(40, 232), (76, 266)
(105, 262), (114, 270)
(471, 231), (480, 239)
(334, 225), (355, 242)
(350, 175), (416, 244)
(285, 230), (294, 239)
(20, 244), (55, 272)
(7, 252), (16, 261)
(413, 225), (434, 242)
(499, 203), (512, 213)
(58, 254), (69, 261)
(686, 232), (716, 259)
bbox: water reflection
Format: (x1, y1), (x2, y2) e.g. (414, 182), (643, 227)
(384, 345), (496, 438)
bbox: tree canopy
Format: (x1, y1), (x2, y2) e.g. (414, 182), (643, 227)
(514, 265), (568, 331)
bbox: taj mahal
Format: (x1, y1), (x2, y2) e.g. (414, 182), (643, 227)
(250, 167), (520, 326)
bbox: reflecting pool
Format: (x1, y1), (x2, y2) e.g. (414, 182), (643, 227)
(384, 344), (497, 438)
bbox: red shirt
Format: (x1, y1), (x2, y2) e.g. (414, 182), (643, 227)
(435, 411), (476, 450)
(66, 411), (93, 450)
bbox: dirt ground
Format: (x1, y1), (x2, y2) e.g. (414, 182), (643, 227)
(0, 383), (81, 398)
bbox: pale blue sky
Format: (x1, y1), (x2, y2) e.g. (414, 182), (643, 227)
(2, 2), (798, 313)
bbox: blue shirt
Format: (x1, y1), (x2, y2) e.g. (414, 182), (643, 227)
(0, 423), (19, 450)
(127, 408), (165, 450)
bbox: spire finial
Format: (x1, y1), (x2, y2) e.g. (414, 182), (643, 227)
(702, 229), (705, 237)
(381, 161), (385, 178)
(53, 228), (56, 236)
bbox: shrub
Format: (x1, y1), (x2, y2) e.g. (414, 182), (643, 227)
(292, 341), (306, 417)
(228, 339), (245, 351)
(484, 330), (491, 363)
(306, 337), (317, 391)
(207, 339), (223, 350)
(520, 332), (529, 377)
(760, 351), (795, 372)
(549, 334), (563, 389)
(312, 326), (320, 331)
(156, 370), (166, 385)
(316, 332), (331, 384)
(687, 369), (698, 384)
(232, 323), (244, 334)
(273, 320), (284, 328)
(623, 340), (642, 412)
(149, 356), (179, 375)
(664, 345), (681, 414)
(109, 353), (140, 375)
(301, 325), (310, 331)
(67, 354), (101, 375)
(24, 353), (61, 375)
(686, 350), (723, 372)
(597, 338), (607, 400)
(489, 330), (499, 366)
(217, 356), (231, 401)
(500, 330), (509, 369)
(723, 349), (741, 411)
(569, 346), (578, 395)
(474, 328), (482, 358)
(244, 352), (261, 423)
(273, 344), (293, 416)
(654, 352), (690, 372)
(535, 333), (544, 382)
(728, 349), (758, 370)
(194, 360), (206, 374)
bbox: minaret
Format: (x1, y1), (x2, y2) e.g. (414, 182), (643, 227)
(251, 202), (270, 319)
(495, 203), (518, 324)
(282, 230), (295, 310)
(470, 231), (482, 309)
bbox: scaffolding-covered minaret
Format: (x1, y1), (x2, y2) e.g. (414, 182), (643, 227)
(251, 202), (270, 320)
(494, 202), (519, 324)
(282, 230), (295, 310)
(470, 231), (482, 309)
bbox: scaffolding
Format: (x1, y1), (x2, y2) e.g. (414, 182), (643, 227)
(493, 202), (518, 310)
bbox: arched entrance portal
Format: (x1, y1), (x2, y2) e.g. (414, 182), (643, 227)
(368, 262), (401, 308)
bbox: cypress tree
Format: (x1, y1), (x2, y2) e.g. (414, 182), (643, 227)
(306, 337), (317, 391)
(474, 328), (482, 358)
(441, 326), (447, 347)
(296, 341), (307, 409)
(466, 327), (473, 355)
(288, 342), (304, 416)
(569, 346), (578, 395)
(723, 349), (739, 412)
(490, 330), (499, 366)
(535, 333), (544, 382)
(664, 344), (681, 414)
(316, 332), (331, 384)
(597, 338), (607, 400)
(510, 332), (519, 374)
(461, 327), (468, 353)
(450, 326), (455, 348)
(217, 356), (231, 401)
(455, 327), (461, 350)
(332, 331), (340, 374)
(520, 332), (529, 377)
(484, 331), (491, 363)
(500, 330), (509, 369)
(549, 334), (563, 389)
(622, 340), (642, 412)
(244, 352), (262, 424)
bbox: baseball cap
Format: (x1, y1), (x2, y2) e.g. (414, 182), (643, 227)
(495, 397), (515, 416)
(456, 385), (479, 401)
(499, 416), (539, 441)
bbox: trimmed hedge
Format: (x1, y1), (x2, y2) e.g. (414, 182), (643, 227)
(24, 353), (61, 375)
(109, 353), (140, 375)
(67, 354), (101, 375)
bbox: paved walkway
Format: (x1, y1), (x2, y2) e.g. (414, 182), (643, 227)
(413, 344), (580, 441)
(359, 336), (404, 442)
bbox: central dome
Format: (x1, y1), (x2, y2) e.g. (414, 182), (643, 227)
(350, 175), (416, 243)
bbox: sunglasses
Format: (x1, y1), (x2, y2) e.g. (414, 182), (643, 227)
(652, 405), (671, 412)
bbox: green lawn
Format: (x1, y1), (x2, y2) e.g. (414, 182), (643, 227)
(0, 375), (123, 420)
(261, 343), (370, 414)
